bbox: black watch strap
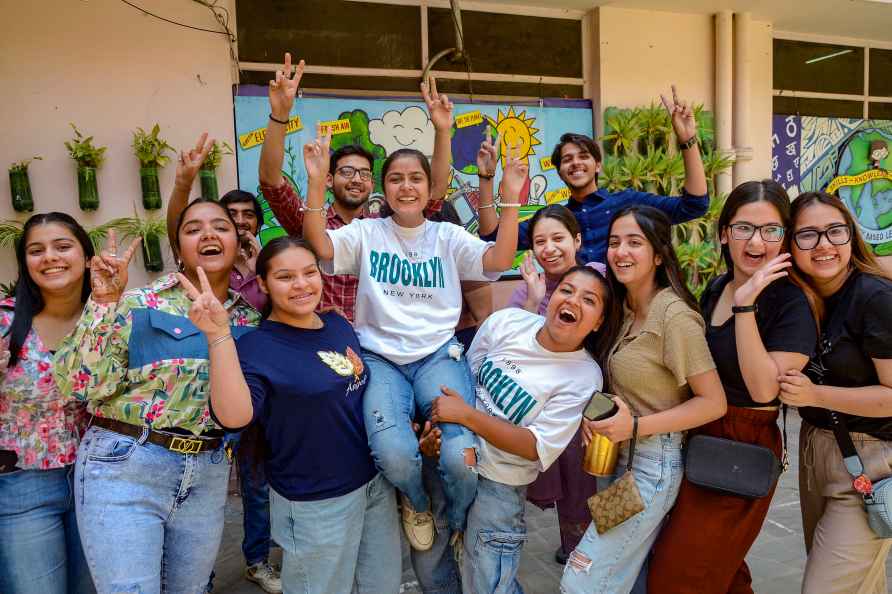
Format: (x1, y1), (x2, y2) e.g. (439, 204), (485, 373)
(731, 304), (757, 314)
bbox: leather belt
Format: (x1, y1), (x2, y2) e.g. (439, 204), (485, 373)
(91, 417), (223, 455)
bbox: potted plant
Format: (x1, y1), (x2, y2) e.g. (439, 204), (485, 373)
(0, 220), (24, 250)
(117, 211), (168, 272)
(199, 140), (233, 201)
(8, 156), (42, 212)
(132, 124), (173, 210)
(64, 124), (107, 211)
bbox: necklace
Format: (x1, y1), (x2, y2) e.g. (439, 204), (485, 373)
(392, 219), (431, 263)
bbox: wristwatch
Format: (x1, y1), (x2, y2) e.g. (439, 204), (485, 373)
(678, 135), (698, 151)
(731, 304), (757, 314)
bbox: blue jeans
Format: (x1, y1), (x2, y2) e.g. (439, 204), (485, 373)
(0, 466), (94, 594)
(269, 473), (400, 594)
(74, 426), (231, 594)
(362, 338), (479, 531)
(461, 476), (527, 594)
(411, 456), (462, 594)
(560, 433), (684, 594)
(233, 435), (272, 566)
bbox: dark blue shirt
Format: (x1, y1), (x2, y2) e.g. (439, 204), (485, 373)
(230, 312), (377, 501)
(482, 187), (709, 265)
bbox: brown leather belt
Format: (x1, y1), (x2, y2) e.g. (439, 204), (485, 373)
(91, 417), (223, 455)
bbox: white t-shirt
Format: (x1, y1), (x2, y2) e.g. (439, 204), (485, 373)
(326, 217), (499, 365)
(467, 308), (602, 486)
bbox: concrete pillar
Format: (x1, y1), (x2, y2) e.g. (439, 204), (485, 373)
(583, 8), (603, 142)
(715, 11), (734, 196)
(733, 12), (753, 186)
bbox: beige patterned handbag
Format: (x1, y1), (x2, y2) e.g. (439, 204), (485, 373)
(587, 416), (644, 534)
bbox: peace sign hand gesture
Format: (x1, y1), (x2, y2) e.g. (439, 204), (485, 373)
(422, 76), (453, 132)
(175, 132), (215, 190)
(90, 229), (141, 304)
(303, 124), (332, 181)
(500, 141), (529, 202)
(477, 131), (501, 177)
(269, 52), (305, 121)
(734, 253), (792, 308)
(176, 267), (230, 339)
(660, 84), (698, 144)
(520, 251), (546, 308)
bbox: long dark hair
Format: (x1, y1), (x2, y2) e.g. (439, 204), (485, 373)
(555, 265), (622, 386)
(6, 213), (93, 367)
(789, 191), (892, 321)
(255, 236), (321, 318)
(606, 205), (699, 314)
(718, 180), (791, 274)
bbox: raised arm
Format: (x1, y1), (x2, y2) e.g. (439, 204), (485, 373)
(423, 76), (453, 202)
(482, 143), (526, 272)
(167, 133), (214, 248)
(260, 53), (305, 188)
(178, 268), (254, 429)
(475, 131), (500, 237)
(302, 126), (335, 261)
(661, 85), (707, 197)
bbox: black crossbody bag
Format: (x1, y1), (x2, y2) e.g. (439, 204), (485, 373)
(684, 407), (786, 499)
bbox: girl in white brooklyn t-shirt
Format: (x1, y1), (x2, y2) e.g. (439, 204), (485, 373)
(431, 265), (617, 594)
(300, 112), (527, 550)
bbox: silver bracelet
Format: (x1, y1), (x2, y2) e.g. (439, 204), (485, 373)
(498, 202), (522, 208)
(477, 203), (495, 210)
(208, 334), (232, 348)
(301, 205), (325, 213)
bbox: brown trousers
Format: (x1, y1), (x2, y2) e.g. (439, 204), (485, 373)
(799, 421), (892, 594)
(648, 406), (782, 594)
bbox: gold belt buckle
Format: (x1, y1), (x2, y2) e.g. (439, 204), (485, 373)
(169, 436), (203, 454)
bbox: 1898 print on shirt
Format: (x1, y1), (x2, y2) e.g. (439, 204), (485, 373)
(326, 217), (499, 365)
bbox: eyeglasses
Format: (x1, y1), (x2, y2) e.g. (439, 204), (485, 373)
(792, 224), (852, 250)
(728, 222), (785, 242)
(336, 166), (372, 181)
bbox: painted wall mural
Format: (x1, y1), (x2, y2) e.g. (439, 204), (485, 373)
(233, 89), (594, 271)
(772, 114), (892, 255)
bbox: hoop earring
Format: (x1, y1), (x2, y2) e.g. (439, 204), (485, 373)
(176, 260), (184, 272)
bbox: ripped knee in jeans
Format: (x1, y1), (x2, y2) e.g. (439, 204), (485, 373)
(567, 549), (593, 574)
(463, 447), (477, 468)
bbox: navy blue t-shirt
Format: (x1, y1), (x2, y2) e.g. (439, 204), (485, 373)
(234, 312), (377, 501)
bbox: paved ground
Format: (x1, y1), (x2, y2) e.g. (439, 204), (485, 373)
(212, 410), (892, 593)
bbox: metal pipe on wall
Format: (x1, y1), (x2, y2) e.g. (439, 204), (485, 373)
(715, 10), (734, 196)
(733, 12), (753, 185)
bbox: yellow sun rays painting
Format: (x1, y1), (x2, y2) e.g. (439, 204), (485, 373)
(488, 107), (541, 167)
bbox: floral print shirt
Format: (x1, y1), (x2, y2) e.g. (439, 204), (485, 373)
(0, 298), (88, 470)
(54, 274), (260, 436)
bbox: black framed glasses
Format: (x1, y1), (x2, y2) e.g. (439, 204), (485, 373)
(793, 224), (852, 250)
(336, 166), (372, 181)
(728, 222), (785, 242)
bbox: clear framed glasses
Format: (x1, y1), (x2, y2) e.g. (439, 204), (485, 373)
(336, 166), (372, 181)
(728, 222), (785, 242)
(793, 224), (852, 250)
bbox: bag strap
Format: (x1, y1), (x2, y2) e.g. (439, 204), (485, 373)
(829, 411), (865, 478)
(626, 415), (639, 472)
(781, 405), (789, 471)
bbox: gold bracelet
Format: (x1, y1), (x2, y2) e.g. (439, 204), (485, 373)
(208, 334), (232, 348)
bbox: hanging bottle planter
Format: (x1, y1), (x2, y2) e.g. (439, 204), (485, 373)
(77, 166), (100, 211)
(8, 157), (40, 213)
(140, 167), (162, 209)
(64, 124), (106, 212)
(200, 141), (233, 201)
(132, 124), (172, 210)
(118, 211), (168, 273)
(141, 231), (164, 272)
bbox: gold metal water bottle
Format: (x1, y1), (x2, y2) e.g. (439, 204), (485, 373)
(583, 433), (620, 477)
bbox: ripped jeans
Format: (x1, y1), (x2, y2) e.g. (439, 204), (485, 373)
(362, 338), (479, 531)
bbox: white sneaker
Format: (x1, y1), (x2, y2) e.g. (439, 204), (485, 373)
(400, 493), (435, 551)
(245, 561), (282, 594)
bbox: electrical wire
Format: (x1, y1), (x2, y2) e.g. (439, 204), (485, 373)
(118, 0), (232, 39)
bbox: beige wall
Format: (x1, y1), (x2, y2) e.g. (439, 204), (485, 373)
(0, 0), (237, 288)
(588, 6), (774, 181)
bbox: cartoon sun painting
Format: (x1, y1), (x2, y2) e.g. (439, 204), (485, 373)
(489, 107), (541, 167)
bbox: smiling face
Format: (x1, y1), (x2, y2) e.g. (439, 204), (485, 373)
(721, 201), (785, 279)
(383, 154), (430, 227)
(225, 201), (259, 236)
(330, 154), (374, 209)
(542, 270), (606, 350)
(791, 202), (852, 291)
(177, 202), (239, 275)
(531, 217), (581, 278)
(24, 222), (88, 296)
(558, 143), (600, 191)
(259, 245), (323, 320)
(607, 214), (661, 288)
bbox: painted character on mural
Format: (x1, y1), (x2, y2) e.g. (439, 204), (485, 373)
(871, 139), (889, 170)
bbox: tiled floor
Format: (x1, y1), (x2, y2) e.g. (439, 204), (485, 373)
(212, 410), (892, 593)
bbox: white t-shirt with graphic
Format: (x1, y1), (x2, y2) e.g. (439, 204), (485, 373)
(326, 217), (499, 365)
(467, 308), (602, 486)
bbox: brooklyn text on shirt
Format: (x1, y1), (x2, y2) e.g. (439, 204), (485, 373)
(368, 251), (446, 290)
(477, 357), (538, 425)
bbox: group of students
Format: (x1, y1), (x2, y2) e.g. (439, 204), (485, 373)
(1, 52), (891, 594)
